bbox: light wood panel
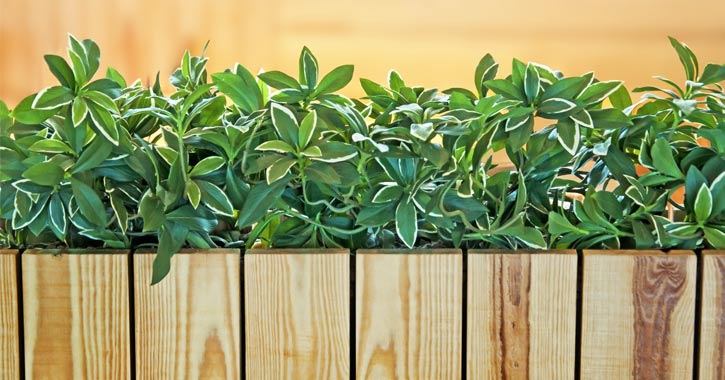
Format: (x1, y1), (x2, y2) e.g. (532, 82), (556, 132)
(581, 250), (696, 379)
(699, 251), (725, 380)
(356, 249), (462, 380)
(22, 249), (130, 380)
(467, 251), (577, 379)
(0, 250), (20, 380)
(1, 0), (725, 105)
(134, 249), (240, 380)
(245, 249), (349, 380)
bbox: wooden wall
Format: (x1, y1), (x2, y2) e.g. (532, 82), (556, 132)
(1, 0), (725, 105)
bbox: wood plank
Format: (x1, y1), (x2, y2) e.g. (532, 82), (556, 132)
(0, 250), (20, 380)
(581, 250), (696, 379)
(22, 249), (130, 380)
(699, 251), (725, 380)
(356, 249), (462, 380)
(467, 251), (577, 379)
(134, 249), (241, 380)
(245, 249), (349, 379)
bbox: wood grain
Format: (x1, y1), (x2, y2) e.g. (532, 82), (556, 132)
(581, 250), (695, 379)
(134, 249), (240, 380)
(245, 249), (349, 380)
(699, 251), (725, 380)
(356, 250), (462, 380)
(22, 249), (130, 380)
(467, 251), (577, 380)
(0, 250), (19, 380)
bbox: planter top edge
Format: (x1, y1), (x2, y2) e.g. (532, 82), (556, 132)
(133, 248), (240, 255)
(0, 249), (19, 255)
(467, 249), (576, 255)
(357, 248), (461, 255)
(246, 248), (349, 255)
(23, 248), (129, 255)
(582, 249), (694, 256)
(701, 250), (725, 256)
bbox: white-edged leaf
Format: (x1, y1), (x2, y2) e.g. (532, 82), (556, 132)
(556, 120), (580, 155)
(410, 122), (434, 140)
(32, 86), (74, 110)
(372, 184), (403, 204)
(538, 98), (577, 114)
(694, 184), (712, 222)
(395, 198), (418, 248)
(298, 111), (317, 149)
(256, 140), (295, 154)
(186, 180), (201, 208)
(266, 157), (296, 184)
(189, 156), (225, 177)
(570, 110), (593, 129)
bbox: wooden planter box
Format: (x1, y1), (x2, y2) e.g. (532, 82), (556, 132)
(0, 248), (722, 379)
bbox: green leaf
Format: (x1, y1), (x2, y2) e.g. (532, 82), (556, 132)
(237, 177), (288, 228)
(556, 119), (580, 155)
(589, 109), (633, 129)
(538, 98), (577, 115)
(373, 185), (403, 204)
(70, 176), (107, 226)
(699, 64), (725, 85)
(483, 79), (525, 101)
(11, 94), (56, 124)
(540, 76), (591, 101)
(548, 212), (587, 236)
(72, 97), (88, 126)
(44, 55), (75, 89)
(212, 68), (263, 114)
(186, 180), (201, 208)
(48, 194), (67, 235)
(196, 180), (234, 216)
(669, 36), (698, 81)
(23, 161), (64, 187)
(298, 111), (317, 149)
(83, 90), (118, 114)
(29, 140), (74, 154)
(474, 53), (498, 97)
(87, 102), (119, 145)
(395, 198), (418, 248)
(524, 64), (540, 103)
(576, 81), (623, 105)
(314, 64), (354, 95)
(32, 86), (74, 110)
(651, 138), (683, 178)
(694, 184), (712, 223)
(139, 190), (166, 231)
(109, 191), (128, 233)
(256, 140), (295, 154)
(72, 136), (112, 173)
(410, 122), (434, 140)
(258, 71), (301, 90)
(189, 156), (225, 177)
(300, 47), (318, 89)
(388, 70), (405, 92)
(703, 226), (725, 249)
(266, 157), (296, 184)
(151, 222), (189, 285)
(270, 103), (299, 146)
(608, 84), (633, 109)
(166, 205), (217, 231)
(312, 142), (357, 163)
(106, 67), (127, 87)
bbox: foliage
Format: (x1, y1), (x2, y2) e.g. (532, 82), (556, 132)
(0, 35), (723, 283)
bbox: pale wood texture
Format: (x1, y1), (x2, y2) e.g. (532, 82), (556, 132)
(134, 249), (240, 380)
(581, 250), (696, 379)
(0, 250), (19, 380)
(467, 251), (577, 379)
(2, 0), (725, 105)
(699, 251), (725, 380)
(245, 250), (349, 380)
(22, 250), (130, 380)
(356, 250), (462, 380)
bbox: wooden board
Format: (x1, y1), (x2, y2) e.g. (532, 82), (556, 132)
(22, 250), (130, 380)
(699, 251), (725, 380)
(581, 250), (696, 379)
(356, 250), (462, 380)
(245, 250), (349, 379)
(134, 249), (240, 380)
(0, 250), (19, 380)
(467, 251), (577, 379)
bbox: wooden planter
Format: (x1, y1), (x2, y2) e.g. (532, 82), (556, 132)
(700, 250), (725, 380)
(133, 248), (241, 380)
(0, 249), (20, 380)
(244, 249), (350, 379)
(581, 250), (696, 379)
(467, 250), (577, 379)
(21, 249), (131, 380)
(356, 249), (462, 380)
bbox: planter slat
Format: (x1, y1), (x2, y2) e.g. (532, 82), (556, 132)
(245, 250), (349, 379)
(22, 250), (130, 380)
(581, 250), (696, 380)
(467, 251), (577, 379)
(356, 250), (462, 380)
(0, 250), (19, 380)
(699, 251), (725, 380)
(134, 249), (240, 380)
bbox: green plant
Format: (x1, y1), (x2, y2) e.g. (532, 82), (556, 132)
(1, 35), (722, 284)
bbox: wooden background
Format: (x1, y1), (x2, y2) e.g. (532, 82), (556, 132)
(1, 0), (725, 106)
